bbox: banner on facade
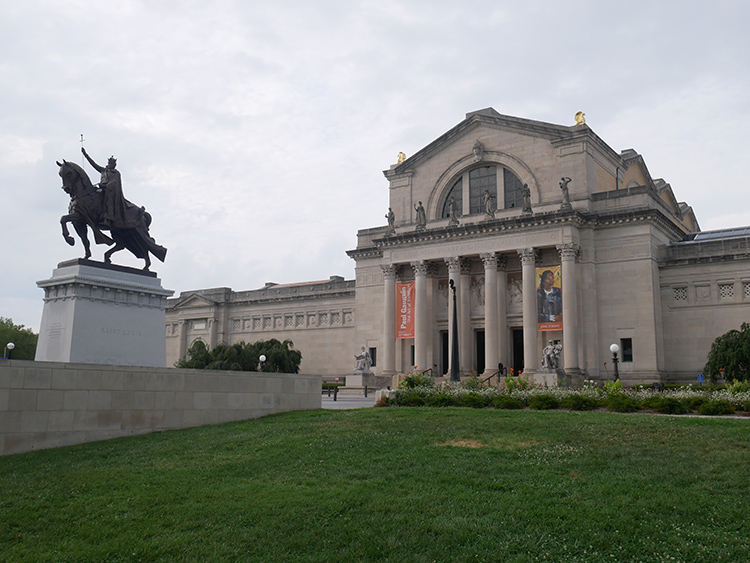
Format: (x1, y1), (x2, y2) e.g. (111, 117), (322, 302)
(396, 281), (415, 339)
(536, 265), (562, 331)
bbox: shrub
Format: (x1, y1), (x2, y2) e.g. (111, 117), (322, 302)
(395, 393), (425, 407)
(698, 400), (734, 416)
(605, 394), (639, 413)
(491, 395), (524, 410)
(460, 374), (486, 391)
(684, 396), (709, 411)
(603, 379), (623, 395)
(175, 339), (302, 373)
(427, 394), (460, 407)
(639, 396), (664, 410)
(458, 393), (489, 408)
(654, 397), (688, 415)
(528, 395), (559, 410)
(561, 395), (599, 411)
(505, 372), (537, 391)
(727, 379), (750, 393)
(704, 322), (750, 382)
(399, 373), (435, 389)
(374, 395), (390, 407)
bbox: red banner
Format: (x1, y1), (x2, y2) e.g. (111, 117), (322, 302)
(396, 281), (414, 339)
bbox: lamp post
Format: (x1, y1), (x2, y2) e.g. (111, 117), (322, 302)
(449, 279), (460, 382)
(4, 342), (15, 360)
(609, 343), (620, 380)
(259, 354), (266, 371)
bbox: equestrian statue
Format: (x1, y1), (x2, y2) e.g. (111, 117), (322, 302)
(57, 148), (167, 271)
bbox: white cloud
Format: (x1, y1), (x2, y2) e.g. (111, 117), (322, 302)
(1, 0), (749, 331)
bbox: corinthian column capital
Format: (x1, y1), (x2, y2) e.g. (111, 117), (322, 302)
(517, 248), (536, 265)
(480, 252), (497, 268)
(380, 264), (397, 279)
(556, 243), (580, 261)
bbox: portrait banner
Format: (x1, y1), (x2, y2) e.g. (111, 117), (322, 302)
(396, 281), (415, 339)
(536, 265), (562, 331)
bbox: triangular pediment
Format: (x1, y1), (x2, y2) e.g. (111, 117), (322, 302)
(170, 293), (219, 310)
(387, 108), (617, 176)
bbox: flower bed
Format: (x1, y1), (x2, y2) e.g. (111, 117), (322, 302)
(379, 374), (750, 415)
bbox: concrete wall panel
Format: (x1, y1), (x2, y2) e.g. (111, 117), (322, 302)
(0, 359), (321, 456)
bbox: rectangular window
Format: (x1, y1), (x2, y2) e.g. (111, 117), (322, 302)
(410, 345), (415, 369)
(620, 338), (633, 363)
(369, 347), (377, 368)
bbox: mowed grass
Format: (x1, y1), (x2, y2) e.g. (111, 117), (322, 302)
(1, 409), (749, 562)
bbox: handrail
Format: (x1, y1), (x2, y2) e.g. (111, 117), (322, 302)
(482, 367), (507, 386)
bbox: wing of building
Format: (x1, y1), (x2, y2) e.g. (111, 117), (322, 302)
(166, 108), (750, 385)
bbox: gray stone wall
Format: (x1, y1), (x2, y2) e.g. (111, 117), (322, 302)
(165, 277), (356, 375)
(0, 360), (321, 456)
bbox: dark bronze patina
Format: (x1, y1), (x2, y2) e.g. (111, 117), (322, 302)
(57, 150), (167, 271)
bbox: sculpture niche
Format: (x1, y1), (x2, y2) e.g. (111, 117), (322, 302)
(57, 149), (167, 271)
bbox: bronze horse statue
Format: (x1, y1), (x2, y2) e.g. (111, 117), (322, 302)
(57, 159), (167, 271)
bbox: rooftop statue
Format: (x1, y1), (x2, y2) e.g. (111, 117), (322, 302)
(559, 177), (572, 210)
(57, 149), (167, 271)
(385, 207), (396, 235)
(414, 201), (427, 231)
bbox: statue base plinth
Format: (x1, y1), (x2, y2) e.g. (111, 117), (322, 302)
(534, 369), (558, 387)
(35, 260), (174, 367)
(345, 372), (391, 390)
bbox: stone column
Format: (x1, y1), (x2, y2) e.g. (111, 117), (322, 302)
(178, 319), (188, 359)
(381, 264), (397, 376)
(558, 243), (580, 373)
(518, 248), (538, 372)
(459, 258), (472, 374)
(444, 257), (461, 376)
(496, 255), (508, 370)
(481, 253), (498, 376)
(411, 260), (429, 371)
(209, 317), (218, 348)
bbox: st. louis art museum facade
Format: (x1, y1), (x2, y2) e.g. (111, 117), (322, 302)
(166, 108), (750, 384)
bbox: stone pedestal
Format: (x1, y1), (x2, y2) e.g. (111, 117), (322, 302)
(35, 259), (174, 367)
(345, 371), (391, 390)
(534, 368), (558, 387)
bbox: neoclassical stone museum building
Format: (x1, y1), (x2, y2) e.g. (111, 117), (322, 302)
(166, 108), (750, 384)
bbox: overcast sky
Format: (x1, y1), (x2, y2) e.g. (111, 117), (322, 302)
(1, 0), (749, 332)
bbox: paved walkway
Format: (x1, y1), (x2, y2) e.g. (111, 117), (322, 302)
(321, 394), (377, 410)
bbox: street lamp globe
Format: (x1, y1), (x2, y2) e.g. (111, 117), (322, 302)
(609, 343), (620, 354)
(259, 355), (266, 363)
(6, 343), (14, 351)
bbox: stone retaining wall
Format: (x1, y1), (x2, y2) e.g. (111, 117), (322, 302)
(0, 359), (321, 456)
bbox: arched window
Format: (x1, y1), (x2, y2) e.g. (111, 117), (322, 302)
(442, 165), (524, 217)
(469, 166), (496, 214)
(503, 168), (524, 209)
(441, 177), (463, 218)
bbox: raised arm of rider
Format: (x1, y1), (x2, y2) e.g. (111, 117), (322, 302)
(81, 148), (104, 173)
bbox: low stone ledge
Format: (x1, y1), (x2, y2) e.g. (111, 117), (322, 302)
(0, 359), (321, 456)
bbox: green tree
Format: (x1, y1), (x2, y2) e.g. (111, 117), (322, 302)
(0, 317), (38, 360)
(704, 322), (750, 382)
(175, 339), (302, 374)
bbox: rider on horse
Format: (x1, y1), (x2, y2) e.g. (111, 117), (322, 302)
(81, 148), (144, 229)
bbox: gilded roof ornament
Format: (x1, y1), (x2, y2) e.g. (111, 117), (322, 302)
(574, 111), (586, 125)
(397, 151), (406, 164)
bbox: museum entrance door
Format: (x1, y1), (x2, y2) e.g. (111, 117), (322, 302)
(475, 330), (485, 374)
(512, 328), (524, 374)
(440, 331), (448, 376)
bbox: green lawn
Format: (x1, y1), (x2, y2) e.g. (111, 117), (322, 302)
(1, 408), (748, 562)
